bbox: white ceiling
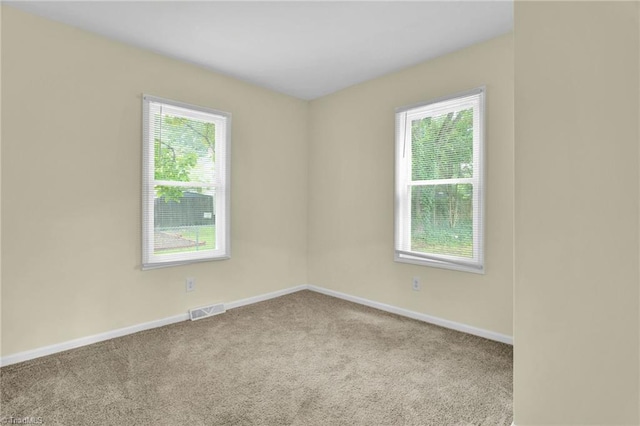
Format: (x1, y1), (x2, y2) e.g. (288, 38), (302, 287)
(7, 1), (513, 100)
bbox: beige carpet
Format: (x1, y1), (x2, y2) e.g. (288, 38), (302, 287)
(1, 290), (512, 425)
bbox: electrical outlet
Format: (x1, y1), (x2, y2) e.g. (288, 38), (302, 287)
(186, 277), (196, 292)
(412, 277), (421, 291)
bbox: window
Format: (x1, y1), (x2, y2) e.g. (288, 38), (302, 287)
(142, 95), (231, 269)
(395, 88), (484, 273)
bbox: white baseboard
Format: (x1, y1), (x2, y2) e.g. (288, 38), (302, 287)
(225, 285), (307, 310)
(307, 285), (513, 345)
(0, 312), (189, 367)
(1, 283), (512, 367)
(0, 285), (307, 367)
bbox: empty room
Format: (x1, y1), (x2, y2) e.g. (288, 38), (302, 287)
(1, 1), (639, 425)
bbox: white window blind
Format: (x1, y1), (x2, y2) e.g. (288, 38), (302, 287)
(142, 95), (231, 269)
(395, 88), (485, 273)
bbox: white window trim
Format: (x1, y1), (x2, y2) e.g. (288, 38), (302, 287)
(394, 87), (485, 274)
(142, 94), (231, 270)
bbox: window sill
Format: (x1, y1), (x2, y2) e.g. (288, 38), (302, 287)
(142, 254), (230, 271)
(394, 252), (484, 274)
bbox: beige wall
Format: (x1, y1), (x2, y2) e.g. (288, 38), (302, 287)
(514, 2), (639, 424)
(1, 7), (309, 356)
(307, 35), (514, 336)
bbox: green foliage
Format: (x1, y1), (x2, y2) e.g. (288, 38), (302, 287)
(154, 140), (197, 201)
(411, 109), (473, 181)
(411, 109), (474, 257)
(162, 116), (215, 157)
(153, 114), (216, 202)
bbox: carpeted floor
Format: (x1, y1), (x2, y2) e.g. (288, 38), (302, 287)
(1, 290), (513, 425)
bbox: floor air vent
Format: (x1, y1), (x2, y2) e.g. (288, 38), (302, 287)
(189, 303), (226, 321)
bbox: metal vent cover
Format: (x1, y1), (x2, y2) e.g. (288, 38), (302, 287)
(189, 303), (225, 321)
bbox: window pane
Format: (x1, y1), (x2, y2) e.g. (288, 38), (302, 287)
(411, 108), (473, 181)
(153, 112), (215, 184)
(153, 186), (216, 256)
(411, 184), (473, 258)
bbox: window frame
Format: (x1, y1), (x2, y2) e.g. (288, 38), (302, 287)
(142, 94), (231, 270)
(394, 87), (485, 274)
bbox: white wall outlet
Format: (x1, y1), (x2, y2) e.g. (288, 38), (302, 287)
(412, 276), (421, 291)
(186, 277), (196, 292)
